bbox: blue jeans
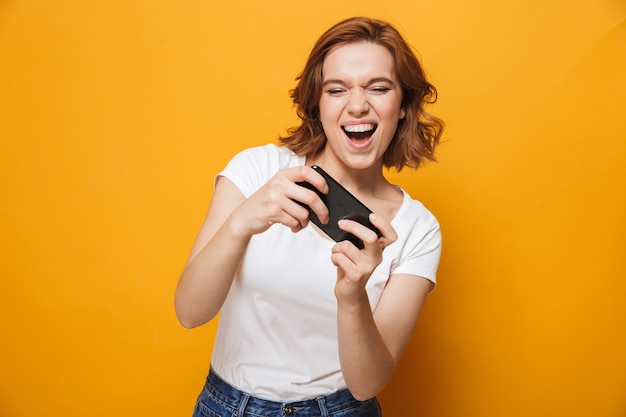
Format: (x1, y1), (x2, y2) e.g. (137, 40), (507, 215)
(192, 368), (382, 417)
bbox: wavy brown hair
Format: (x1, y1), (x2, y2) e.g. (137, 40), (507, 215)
(279, 17), (444, 171)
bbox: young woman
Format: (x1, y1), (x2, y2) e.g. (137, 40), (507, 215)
(175, 16), (444, 417)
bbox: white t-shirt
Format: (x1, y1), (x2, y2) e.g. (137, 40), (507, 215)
(210, 144), (441, 401)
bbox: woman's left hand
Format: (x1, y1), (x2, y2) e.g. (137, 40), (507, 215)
(331, 213), (397, 302)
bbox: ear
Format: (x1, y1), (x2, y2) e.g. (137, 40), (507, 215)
(399, 107), (406, 120)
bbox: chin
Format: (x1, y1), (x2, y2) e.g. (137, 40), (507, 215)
(342, 155), (381, 171)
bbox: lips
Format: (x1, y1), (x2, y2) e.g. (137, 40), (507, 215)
(342, 123), (377, 141)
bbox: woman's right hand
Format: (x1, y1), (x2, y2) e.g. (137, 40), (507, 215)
(229, 165), (330, 237)
(175, 165), (330, 328)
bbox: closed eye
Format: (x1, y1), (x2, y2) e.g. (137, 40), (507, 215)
(326, 88), (346, 96)
(370, 86), (391, 94)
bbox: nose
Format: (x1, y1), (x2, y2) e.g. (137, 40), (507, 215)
(347, 90), (369, 116)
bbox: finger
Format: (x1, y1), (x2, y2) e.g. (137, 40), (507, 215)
(330, 247), (357, 273)
(337, 218), (382, 249)
(263, 168), (326, 228)
(282, 197), (314, 230)
(288, 167), (329, 224)
(331, 242), (371, 284)
(262, 202), (302, 231)
(331, 239), (361, 259)
(287, 166), (329, 194)
(368, 213), (397, 247)
(291, 185), (329, 224)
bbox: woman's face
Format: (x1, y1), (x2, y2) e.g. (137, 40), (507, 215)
(318, 42), (405, 171)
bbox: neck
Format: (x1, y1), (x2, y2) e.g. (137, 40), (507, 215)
(307, 156), (386, 195)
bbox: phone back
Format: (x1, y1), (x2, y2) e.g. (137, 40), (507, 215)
(296, 166), (381, 249)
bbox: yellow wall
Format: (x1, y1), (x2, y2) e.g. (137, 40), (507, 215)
(1, 1), (624, 416)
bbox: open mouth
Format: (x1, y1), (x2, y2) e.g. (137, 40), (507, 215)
(342, 123), (377, 142)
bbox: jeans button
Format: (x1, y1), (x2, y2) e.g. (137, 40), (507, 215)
(282, 405), (294, 415)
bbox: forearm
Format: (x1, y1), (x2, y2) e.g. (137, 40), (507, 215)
(174, 216), (251, 328)
(175, 167), (329, 328)
(336, 291), (395, 401)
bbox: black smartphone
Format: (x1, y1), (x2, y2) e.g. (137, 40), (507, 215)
(296, 165), (382, 249)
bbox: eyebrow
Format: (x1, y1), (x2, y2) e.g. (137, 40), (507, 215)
(322, 77), (396, 87)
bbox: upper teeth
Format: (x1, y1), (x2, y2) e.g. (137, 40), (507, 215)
(343, 124), (375, 133)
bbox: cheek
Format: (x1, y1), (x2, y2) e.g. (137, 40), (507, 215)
(317, 102), (334, 134)
(318, 99), (342, 123)
(391, 96), (405, 119)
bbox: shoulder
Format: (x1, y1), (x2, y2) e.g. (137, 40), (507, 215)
(227, 144), (302, 170)
(219, 144), (304, 197)
(387, 189), (442, 282)
(394, 190), (440, 234)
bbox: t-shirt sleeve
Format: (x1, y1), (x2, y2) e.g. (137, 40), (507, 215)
(391, 206), (442, 285)
(216, 145), (276, 198)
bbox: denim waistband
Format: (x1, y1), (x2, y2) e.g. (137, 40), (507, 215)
(205, 368), (370, 416)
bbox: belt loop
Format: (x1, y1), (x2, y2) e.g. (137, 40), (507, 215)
(237, 393), (250, 417)
(317, 396), (329, 417)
